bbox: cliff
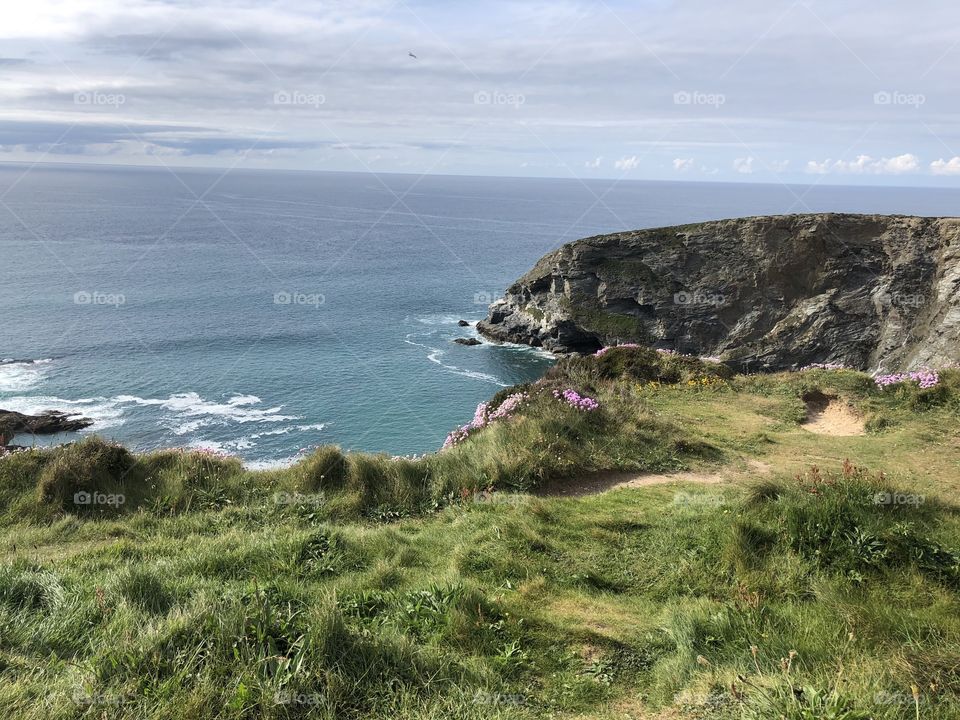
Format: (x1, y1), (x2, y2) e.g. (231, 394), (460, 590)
(477, 213), (960, 372)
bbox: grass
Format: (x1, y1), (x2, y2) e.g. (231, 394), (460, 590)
(0, 347), (958, 718)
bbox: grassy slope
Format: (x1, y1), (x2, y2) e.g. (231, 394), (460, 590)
(0, 348), (958, 719)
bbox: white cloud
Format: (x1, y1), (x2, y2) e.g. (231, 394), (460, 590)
(804, 153), (920, 175)
(930, 157), (960, 175)
(584, 156), (602, 169)
(614, 155), (639, 171)
(733, 157), (754, 174)
(672, 157), (694, 171)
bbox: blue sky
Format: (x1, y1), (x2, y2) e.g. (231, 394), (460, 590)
(1, 0), (959, 184)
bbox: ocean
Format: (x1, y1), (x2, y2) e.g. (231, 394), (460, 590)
(2, 163), (959, 466)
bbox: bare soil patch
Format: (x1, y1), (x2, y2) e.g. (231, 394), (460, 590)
(801, 391), (866, 436)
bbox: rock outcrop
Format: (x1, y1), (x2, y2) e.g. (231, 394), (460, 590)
(477, 214), (960, 372)
(0, 410), (94, 439)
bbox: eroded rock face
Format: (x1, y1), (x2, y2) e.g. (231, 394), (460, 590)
(476, 214), (960, 372)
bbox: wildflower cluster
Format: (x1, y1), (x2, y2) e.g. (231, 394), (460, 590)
(552, 388), (600, 411)
(192, 447), (233, 459)
(874, 369), (940, 389)
(594, 343), (642, 356)
(442, 392), (529, 449)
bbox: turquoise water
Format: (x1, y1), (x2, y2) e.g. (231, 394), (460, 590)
(2, 163), (959, 465)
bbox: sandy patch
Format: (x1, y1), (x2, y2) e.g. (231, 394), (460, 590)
(801, 392), (865, 436)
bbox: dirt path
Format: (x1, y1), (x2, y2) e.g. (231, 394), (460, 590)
(801, 393), (865, 436)
(536, 469), (725, 497)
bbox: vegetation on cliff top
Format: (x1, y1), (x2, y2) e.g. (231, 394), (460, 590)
(0, 347), (958, 719)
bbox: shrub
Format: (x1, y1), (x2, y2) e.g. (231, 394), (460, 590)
(297, 445), (348, 492)
(36, 436), (136, 510)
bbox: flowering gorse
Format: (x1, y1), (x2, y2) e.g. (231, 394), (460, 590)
(442, 392), (529, 449)
(874, 369), (940, 389)
(552, 388), (600, 411)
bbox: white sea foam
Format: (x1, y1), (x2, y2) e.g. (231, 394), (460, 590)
(403, 338), (507, 386)
(413, 313), (470, 326)
(116, 392), (297, 423)
(245, 456), (301, 471)
(0, 359), (53, 392)
(0, 395), (126, 429)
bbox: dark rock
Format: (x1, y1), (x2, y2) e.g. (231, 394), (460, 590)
(457, 319), (470, 327)
(476, 213), (960, 372)
(453, 337), (482, 346)
(0, 410), (94, 441)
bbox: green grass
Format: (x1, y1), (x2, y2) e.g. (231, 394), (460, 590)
(0, 348), (958, 718)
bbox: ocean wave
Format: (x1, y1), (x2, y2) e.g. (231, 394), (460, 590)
(403, 337), (507, 387)
(0, 395), (126, 429)
(0, 359), (53, 393)
(115, 392), (298, 424)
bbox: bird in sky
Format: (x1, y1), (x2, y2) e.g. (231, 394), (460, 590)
(408, 51), (418, 59)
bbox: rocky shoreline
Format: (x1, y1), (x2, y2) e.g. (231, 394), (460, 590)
(477, 213), (960, 372)
(0, 409), (94, 446)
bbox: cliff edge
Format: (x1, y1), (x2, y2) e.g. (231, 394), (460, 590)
(477, 213), (960, 372)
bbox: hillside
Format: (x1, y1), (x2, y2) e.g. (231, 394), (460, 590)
(0, 348), (958, 718)
(477, 214), (960, 372)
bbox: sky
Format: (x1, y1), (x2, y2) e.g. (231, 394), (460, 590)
(1, 0), (960, 185)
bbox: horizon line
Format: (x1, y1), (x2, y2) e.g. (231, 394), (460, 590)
(0, 158), (958, 192)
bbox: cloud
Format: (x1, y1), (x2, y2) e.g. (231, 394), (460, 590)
(930, 157), (960, 175)
(805, 154), (920, 175)
(1, 2), (960, 178)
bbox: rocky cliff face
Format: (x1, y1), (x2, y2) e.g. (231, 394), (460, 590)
(477, 214), (960, 372)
